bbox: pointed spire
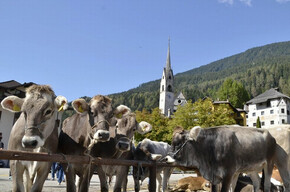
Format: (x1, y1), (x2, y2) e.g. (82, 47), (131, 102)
(166, 37), (171, 70)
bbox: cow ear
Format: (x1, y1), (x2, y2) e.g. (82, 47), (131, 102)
(54, 96), (68, 112)
(1, 96), (24, 113)
(137, 121), (152, 134)
(189, 126), (202, 141)
(72, 99), (89, 114)
(114, 105), (131, 119)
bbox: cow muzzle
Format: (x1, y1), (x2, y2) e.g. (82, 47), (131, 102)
(22, 135), (44, 148)
(93, 130), (110, 142)
(22, 127), (44, 148)
(164, 155), (176, 163)
(116, 138), (131, 152)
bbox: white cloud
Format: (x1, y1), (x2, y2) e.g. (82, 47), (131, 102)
(240, 0), (252, 6)
(218, 0), (234, 5)
(218, 0), (252, 6)
(276, 0), (290, 3)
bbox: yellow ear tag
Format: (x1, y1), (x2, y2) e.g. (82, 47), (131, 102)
(142, 125), (148, 132)
(78, 105), (84, 113)
(13, 105), (21, 112)
(58, 104), (64, 112)
(115, 113), (122, 119)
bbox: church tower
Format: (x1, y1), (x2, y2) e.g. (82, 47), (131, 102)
(159, 39), (174, 117)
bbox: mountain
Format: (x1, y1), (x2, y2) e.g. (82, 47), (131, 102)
(109, 41), (290, 111)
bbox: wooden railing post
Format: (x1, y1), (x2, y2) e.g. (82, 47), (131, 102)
(148, 161), (157, 192)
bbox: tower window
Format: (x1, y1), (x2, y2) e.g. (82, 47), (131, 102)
(162, 85), (164, 91)
(167, 85), (172, 92)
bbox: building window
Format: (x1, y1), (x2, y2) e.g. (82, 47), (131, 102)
(261, 111), (264, 115)
(246, 114), (248, 118)
(281, 108), (285, 114)
(253, 123), (256, 127)
(270, 110), (274, 114)
(262, 122), (265, 126)
(282, 119), (285, 124)
(270, 120), (274, 125)
(252, 112), (256, 117)
(267, 101), (271, 107)
(288, 110), (290, 115)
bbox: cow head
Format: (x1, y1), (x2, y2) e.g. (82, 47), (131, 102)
(1, 85), (68, 149)
(133, 138), (164, 181)
(165, 126), (192, 164)
(115, 107), (152, 152)
(72, 95), (115, 143)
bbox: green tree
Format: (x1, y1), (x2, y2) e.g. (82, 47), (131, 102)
(256, 116), (261, 128)
(168, 98), (236, 133)
(135, 107), (170, 143)
(217, 78), (250, 108)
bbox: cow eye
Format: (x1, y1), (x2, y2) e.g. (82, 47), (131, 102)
(44, 109), (52, 116)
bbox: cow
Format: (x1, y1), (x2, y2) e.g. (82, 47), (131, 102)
(133, 138), (174, 192)
(172, 176), (210, 192)
(0, 84), (68, 192)
(58, 95), (128, 192)
(88, 112), (152, 192)
(165, 125), (290, 192)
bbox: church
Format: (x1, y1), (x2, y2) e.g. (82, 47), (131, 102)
(159, 40), (187, 117)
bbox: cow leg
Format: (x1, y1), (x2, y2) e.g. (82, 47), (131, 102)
(30, 162), (51, 192)
(79, 164), (94, 192)
(65, 164), (77, 192)
(11, 160), (25, 192)
(220, 173), (234, 192)
(156, 173), (162, 192)
(162, 168), (173, 192)
(263, 162), (274, 192)
(274, 145), (290, 192)
(133, 167), (141, 192)
(97, 166), (109, 192)
(114, 166), (129, 192)
(248, 172), (260, 192)
(229, 173), (239, 192)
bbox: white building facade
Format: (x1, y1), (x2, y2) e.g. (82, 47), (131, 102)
(245, 88), (290, 127)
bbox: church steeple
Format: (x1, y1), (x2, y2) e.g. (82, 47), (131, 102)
(159, 38), (174, 117)
(166, 38), (171, 71)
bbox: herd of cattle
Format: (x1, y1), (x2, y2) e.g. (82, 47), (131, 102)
(0, 84), (289, 192)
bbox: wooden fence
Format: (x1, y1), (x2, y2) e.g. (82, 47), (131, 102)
(0, 149), (193, 192)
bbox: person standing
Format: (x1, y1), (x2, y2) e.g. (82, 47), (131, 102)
(51, 162), (57, 180)
(56, 162), (65, 185)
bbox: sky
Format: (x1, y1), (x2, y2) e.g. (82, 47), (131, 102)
(0, 0), (290, 102)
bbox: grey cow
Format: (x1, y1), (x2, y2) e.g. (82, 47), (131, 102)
(166, 126), (290, 192)
(133, 138), (174, 192)
(1, 85), (68, 192)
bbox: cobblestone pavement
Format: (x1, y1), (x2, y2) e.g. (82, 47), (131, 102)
(0, 168), (196, 192)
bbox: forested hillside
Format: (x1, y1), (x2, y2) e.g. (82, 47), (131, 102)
(109, 41), (290, 111)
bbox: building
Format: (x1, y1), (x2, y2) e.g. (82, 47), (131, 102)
(0, 80), (34, 150)
(159, 40), (175, 117)
(213, 100), (247, 126)
(245, 88), (290, 127)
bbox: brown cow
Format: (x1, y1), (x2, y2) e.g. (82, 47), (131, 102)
(88, 111), (152, 192)
(172, 176), (210, 192)
(58, 95), (124, 192)
(1, 85), (68, 192)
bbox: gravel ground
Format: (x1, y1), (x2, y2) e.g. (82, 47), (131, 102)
(0, 168), (197, 192)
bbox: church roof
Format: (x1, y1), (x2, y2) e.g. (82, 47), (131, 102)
(246, 88), (290, 105)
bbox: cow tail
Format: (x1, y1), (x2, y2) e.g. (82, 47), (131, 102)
(274, 144), (290, 192)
